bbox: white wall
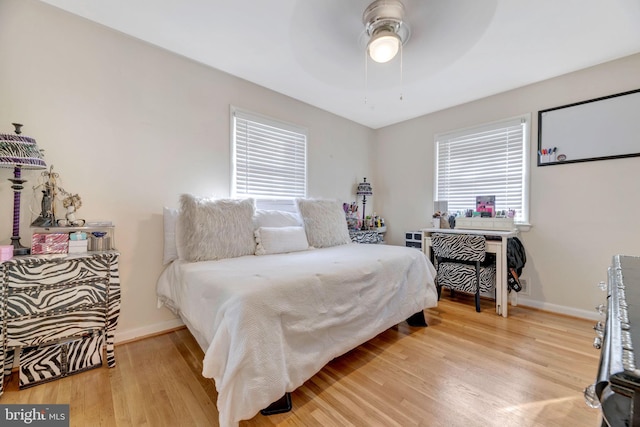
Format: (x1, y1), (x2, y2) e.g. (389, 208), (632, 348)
(0, 0), (375, 341)
(374, 53), (640, 319)
(2, 0), (638, 335)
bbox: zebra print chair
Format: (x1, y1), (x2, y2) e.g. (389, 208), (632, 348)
(431, 233), (496, 312)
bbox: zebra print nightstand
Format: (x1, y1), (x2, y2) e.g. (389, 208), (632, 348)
(0, 251), (120, 395)
(349, 230), (383, 244)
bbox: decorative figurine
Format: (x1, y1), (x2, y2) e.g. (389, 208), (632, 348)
(62, 193), (84, 226)
(31, 166), (58, 227)
(31, 165), (85, 227)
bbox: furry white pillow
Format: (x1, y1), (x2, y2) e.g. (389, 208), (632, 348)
(296, 198), (351, 248)
(179, 194), (256, 262)
(254, 209), (303, 228)
(254, 226), (310, 255)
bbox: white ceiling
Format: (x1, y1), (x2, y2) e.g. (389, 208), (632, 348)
(38, 0), (640, 129)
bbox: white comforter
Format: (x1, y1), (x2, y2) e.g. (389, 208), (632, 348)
(157, 243), (437, 427)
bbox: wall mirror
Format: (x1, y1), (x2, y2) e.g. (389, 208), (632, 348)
(537, 88), (640, 166)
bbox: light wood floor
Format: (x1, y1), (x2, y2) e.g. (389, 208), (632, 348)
(1, 296), (602, 427)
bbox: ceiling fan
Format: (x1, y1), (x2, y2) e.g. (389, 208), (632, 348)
(362, 0), (410, 63)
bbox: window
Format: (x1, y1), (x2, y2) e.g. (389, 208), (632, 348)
(434, 115), (530, 223)
(231, 107), (307, 210)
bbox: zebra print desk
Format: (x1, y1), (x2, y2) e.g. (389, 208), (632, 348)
(0, 251), (120, 395)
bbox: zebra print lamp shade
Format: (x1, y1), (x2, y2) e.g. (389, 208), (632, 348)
(356, 179), (373, 197)
(356, 178), (373, 229)
(0, 123), (47, 255)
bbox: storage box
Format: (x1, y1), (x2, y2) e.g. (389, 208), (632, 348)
(31, 233), (69, 255)
(405, 231), (422, 249)
(0, 245), (13, 261)
(455, 217), (515, 231)
(68, 239), (88, 253)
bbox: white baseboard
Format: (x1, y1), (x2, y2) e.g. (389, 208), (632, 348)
(114, 318), (184, 344)
(516, 296), (600, 321)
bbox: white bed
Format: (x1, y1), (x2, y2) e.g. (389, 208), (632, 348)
(157, 196), (438, 427)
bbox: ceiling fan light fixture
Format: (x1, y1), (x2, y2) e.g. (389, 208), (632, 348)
(367, 29), (400, 63)
(362, 0), (410, 64)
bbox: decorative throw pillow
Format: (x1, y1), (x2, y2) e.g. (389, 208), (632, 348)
(296, 198), (351, 248)
(254, 209), (303, 228)
(254, 226), (310, 255)
(179, 194), (256, 262)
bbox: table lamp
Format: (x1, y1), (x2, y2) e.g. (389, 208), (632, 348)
(356, 177), (373, 229)
(0, 123), (47, 255)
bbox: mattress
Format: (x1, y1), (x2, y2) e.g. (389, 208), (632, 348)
(157, 243), (437, 426)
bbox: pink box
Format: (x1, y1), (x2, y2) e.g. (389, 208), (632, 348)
(31, 233), (69, 255)
(0, 245), (13, 261)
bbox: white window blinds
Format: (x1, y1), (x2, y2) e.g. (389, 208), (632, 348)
(232, 108), (307, 201)
(435, 116), (529, 223)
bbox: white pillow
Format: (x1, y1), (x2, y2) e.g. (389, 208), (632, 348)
(296, 198), (351, 248)
(254, 209), (303, 228)
(163, 207), (179, 265)
(254, 226), (310, 255)
(179, 194), (256, 262)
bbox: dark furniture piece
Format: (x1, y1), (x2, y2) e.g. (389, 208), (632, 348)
(587, 255), (640, 426)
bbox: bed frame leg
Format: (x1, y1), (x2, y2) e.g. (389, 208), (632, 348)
(260, 392), (292, 416)
(406, 310), (428, 327)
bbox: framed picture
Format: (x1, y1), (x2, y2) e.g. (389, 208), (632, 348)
(476, 195), (495, 217)
(537, 88), (640, 166)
